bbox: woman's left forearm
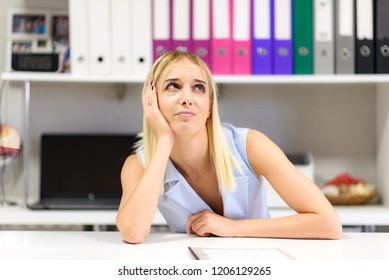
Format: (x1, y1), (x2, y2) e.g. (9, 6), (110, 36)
(231, 213), (342, 240)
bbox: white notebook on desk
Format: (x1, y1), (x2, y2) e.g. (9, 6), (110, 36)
(188, 247), (294, 260)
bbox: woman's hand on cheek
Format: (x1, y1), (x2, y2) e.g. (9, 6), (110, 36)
(186, 210), (236, 237)
(143, 80), (174, 145)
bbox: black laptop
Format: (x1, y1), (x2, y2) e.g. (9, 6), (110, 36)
(29, 133), (137, 210)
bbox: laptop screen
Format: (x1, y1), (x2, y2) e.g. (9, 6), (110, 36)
(40, 134), (138, 201)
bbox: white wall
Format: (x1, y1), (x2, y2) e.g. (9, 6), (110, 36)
(1, 0), (377, 204)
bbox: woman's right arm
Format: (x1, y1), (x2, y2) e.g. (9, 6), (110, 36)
(116, 80), (174, 244)
(116, 137), (172, 244)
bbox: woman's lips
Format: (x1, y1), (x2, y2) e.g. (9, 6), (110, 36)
(175, 110), (196, 118)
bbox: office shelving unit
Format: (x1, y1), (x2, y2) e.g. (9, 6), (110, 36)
(1, 72), (389, 228)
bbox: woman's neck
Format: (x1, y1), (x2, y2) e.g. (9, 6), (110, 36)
(169, 128), (211, 177)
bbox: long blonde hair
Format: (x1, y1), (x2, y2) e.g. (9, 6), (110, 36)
(136, 50), (241, 192)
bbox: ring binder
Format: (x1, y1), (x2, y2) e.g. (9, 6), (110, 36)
(192, 0), (211, 67)
(273, 0), (293, 74)
(211, 0), (233, 74)
(335, 0), (355, 74)
(152, 0), (172, 61)
(252, 0), (273, 74)
(355, 0), (374, 74)
(375, 0), (389, 73)
(314, 0), (335, 74)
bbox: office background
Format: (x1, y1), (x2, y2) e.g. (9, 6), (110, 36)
(0, 0), (384, 230)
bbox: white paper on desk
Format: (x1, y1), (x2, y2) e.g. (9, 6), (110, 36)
(189, 247), (294, 260)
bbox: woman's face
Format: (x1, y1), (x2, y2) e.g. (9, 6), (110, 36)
(156, 58), (212, 135)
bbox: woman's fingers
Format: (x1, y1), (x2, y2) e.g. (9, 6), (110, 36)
(186, 211), (213, 236)
(187, 211), (235, 237)
(142, 80), (174, 144)
(143, 80), (153, 109)
(147, 80), (154, 108)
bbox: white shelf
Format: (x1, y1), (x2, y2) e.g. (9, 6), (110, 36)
(3, 72), (389, 84)
(1, 206), (389, 226)
(0, 72), (145, 83)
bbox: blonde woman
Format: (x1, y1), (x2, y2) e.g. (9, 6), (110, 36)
(116, 50), (342, 244)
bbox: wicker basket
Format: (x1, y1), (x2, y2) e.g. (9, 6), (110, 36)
(325, 191), (377, 205)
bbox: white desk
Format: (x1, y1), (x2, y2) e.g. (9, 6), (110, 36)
(0, 206), (166, 226)
(0, 231), (389, 260)
(1, 206), (389, 227)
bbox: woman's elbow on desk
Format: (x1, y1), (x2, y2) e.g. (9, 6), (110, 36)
(309, 211), (343, 240)
(323, 216), (343, 240)
(117, 225), (150, 244)
(116, 217), (150, 244)
(123, 233), (147, 245)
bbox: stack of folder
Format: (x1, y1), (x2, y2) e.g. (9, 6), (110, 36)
(69, 0), (151, 77)
(68, 0), (389, 77)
